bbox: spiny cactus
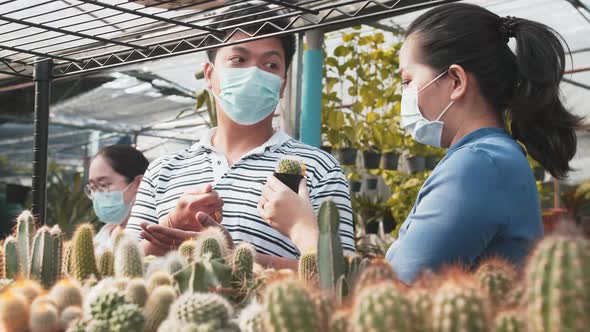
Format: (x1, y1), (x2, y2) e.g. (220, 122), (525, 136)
(16, 210), (35, 277)
(0, 291), (30, 332)
(125, 278), (149, 307)
(86, 320), (110, 332)
(318, 200), (346, 291)
(4, 236), (19, 279)
(353, 258), (397, 294)
(230, 242), (255, 283)
(179, 239), (197, 262)
(65, 321), (87, 332)
(330, 309), (350, 332)
(262, 279), (321, 332)
(174, 253), (232, 294)
(164, 252), (186, 275)
(494, 310), (526, 332)
(524, 231), (590, 332)
(351, 282), (413, 332)
(409, 288), (433, 332)
(432, 278), (491, 332)
(115, 238), (144, 278)
(97, 249), (115, 277)
(169, 292), (233, 326)
(29, 225), (62, 288)
(48, 278), (83, 311)
(30, 299), (59, 332)
(10, 279), (43, 304)
(0, 242), (4, 279)
(238, 301), (263, 332)
(59, 306), (83, 331)
(90, 289), (127, 321)
(112, 227), (126, 248)
(276, 158), (304, 175)
(147, 270), (174, 292)
(505, 283), (524, 308)
(475, 258), (517, 309)
(114, 277), (130, 291)
(70, 224), (99, 281)
(312, 291), (335, 332)
(62, 240), (73, 276)
(195, 227), (228, 261)
(144, 285), (177, 332)
(109, 303), (145, 332)
(0, 278), (13, 291)
(298, 252), (318, 285)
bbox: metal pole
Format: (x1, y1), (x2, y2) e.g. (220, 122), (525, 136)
(300, 29), (323, 147)
(31, 58), (53, 225)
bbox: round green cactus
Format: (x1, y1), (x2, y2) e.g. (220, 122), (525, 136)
(125, 278), (148, 307)
(70, 224), (99, 281)
(524, 232), (590, 332)
(179, 240), (197, 263)
(169, 292), (233, 326)
(432, 278), (491, 332)
(65, 321), (87, 332)
(353, 258), (397, 294)
(86, 320), (110, 332)
(195, 227), (228, 261)
(144, 285), (177, 332)
(48, 278), (83, 311)
(115, 238), (144, 278)
(329, 309), (350, 332)
(298, 252), (318, 285)
(97, 249), (115, 278)
(262, 279), (321, 332)
(90, 289), (127, 321)
(494, 310), (526, 332)
(109, 303), (145, 332)
(276, 159), (304, 175)
(475, 258), (517, 309)
(351, 282), (413, 332)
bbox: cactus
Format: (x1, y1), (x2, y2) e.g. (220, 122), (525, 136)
(4, 236), (19, 279)
(97, 249), (115, 277)
(114, 277), (130, 291)
(230, 242), (255, 283)
(145, 255), (157, 270)
(179, 240), (197, 262)
(90, 289), (127, 321)
(0, 291), (30, 332)
(169, 292), (233, 326)
(475, 258), (517, 309)
(505, 283), (524, 308)
(238, 301), (264, 332)
(353, 258), (397, 294)
(524, 232), (590, 332)
(86, 320), (110, 332)
(30, 225), (62, 288)
(351, 282), (413, 332)
(312, 291), (335, 332)
(30, 299), (59, 332)
(112, 227), (126, 248)
(62, 240), (73, 276)
(318, 200), (346, 291)
(0, 278), (13, 291)
(48, 278), (83, 311)
(109, 303), (145, 332)
(16, 210), (35, 277)
(144, 285), (177, 332)
(346, 254), (369, 287)
(70, 224), (99, 281)
(0, 242), (4, 279)
(262, 279), (321, 332)
(330, 309), (350, 332)
(298, 252), (318, 285)
(165, 252), (186, 275)
(174, 253), (232, 293)
(147, 270), (174, 292)
(494, 310), (526, 332)
(125, 278), (149, 307)
(115, 238), (144, 278)
(409, 288), (433, 332)
(276, 158), (304, 175)
(59, 306), (83, 330)
(195, 227), (228, 261)
(65, 321), (87, 332)
(432, 278), (491, 332)
(11, 279), (43, 303)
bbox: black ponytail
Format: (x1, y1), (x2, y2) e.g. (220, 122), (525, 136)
(407, 3), (583, 179)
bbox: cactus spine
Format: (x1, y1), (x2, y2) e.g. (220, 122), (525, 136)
(168, 292), (234, 328)
(231, 242), (255, 282)
(475, 258), (517, 309)
(70, 224), (99, 281)
(90, 289), (126, 321)
(29, 225), (62, 288)
(330, 309), (350, 332)
(115, 238), (144, 278)
(432, 279), (491, 332)
(409, 289), (433, 332)
(351, 282), (413, 332)
(353, 258), (397, 294)
(317, 200), (346, 291)
(144, 285), (176, 332)
(48, 278), (83, 311)
(179, 239), (197, 262)
(0, 291), (30, 332)
(494, 310), (526, 332)
(16, 210), (35, 277)
(238, 301), (263, 332)
(195, 227), (228, 261)
(276, 159), (303, 175)
(125, 278), (149, 307)
(4, 236), (19, 279)
(109, 303), (145, 332)
(262, 279), (321, 332)
(298, 252), (318, 285)
(524, 233), (590, 332)
(98, 249), (115, 277)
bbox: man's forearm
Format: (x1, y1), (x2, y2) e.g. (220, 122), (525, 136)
(256, 253), (299, 270)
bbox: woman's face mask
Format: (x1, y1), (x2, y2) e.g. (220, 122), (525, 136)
(92, 182), (133, 225)
(400, 71), (454, 148)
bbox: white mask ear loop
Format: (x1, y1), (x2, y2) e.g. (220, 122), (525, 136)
(418, 70), (448, 93)
(435, 100), (455, 121)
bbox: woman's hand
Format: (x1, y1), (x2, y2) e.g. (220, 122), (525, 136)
(258, 176), (318, 252)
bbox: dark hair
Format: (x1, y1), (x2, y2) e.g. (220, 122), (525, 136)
(206, 3), (296, 71)
(407, 3), (583, 179)
(95, 145), (149, 183)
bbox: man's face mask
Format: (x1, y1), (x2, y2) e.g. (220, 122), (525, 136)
(210, 65), (284, 126)
(400, 71), (454, 148)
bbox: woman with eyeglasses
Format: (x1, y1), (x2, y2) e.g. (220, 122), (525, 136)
(85, 144), (149, 254)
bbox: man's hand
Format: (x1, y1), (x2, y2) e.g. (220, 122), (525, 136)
(165, 184), (224, 231)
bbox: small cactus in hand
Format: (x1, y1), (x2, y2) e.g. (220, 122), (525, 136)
(169, 292), (234, 326)
(262, 279), (321, 332)
(70, 224), (99, 281)
(144, 285), (177, 332)
(97, 249), (115, 277)
(298, 252), (318, 285)
(276, 158), (305, 176)
(0, 291), (30, 332)
(29, 225), (63, 288)
(179, 239), (197, 262)
(48, 278), (83, 311)
(475, 257), (517, 309)
(351, 282), (413, 332)
(125, 278), (149, 307)
(494, 310), (526, 332)
(30, 298), (59, 332)
(16, 210), (35, 277)
(4, 236), (19, 279)
(147, 270), (174, 292)
(115, 238), (144, 278)
(195, 227), (228, 261)
(109, 303), (145, 332)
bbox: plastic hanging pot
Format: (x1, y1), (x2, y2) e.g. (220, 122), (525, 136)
(273, 173), (304, 193)
(363, 151), (382, 169)
(382, 212), (396, 233)
(382, 153), (400, 170)
(350, 181), (362, 193)
(339, 148), (358, 166)
(407, 155), (426, 173)
(365, 220), (379, 234)
(366, 178), (379, 190)
(321, 146), (333, 155)
(425, 155), (440, 170)
(534, 166), (545, 181)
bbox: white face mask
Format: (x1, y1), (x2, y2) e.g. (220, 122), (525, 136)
(400, 71), (454, 148)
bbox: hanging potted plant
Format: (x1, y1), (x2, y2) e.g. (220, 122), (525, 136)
(366, 176), (379, 191)
(362, 111), (382, 169)
(352, 193), (386, 235)
(347, 171), (363, 193)
(424, 146), (445, 171)
(405, 138), (428, 173)
(380, 118), (403, 170)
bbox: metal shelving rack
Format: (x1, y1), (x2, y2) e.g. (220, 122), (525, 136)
(0, 0), (454, 224)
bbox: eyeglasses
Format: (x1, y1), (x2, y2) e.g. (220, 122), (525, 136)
(84, 181), (128, 199)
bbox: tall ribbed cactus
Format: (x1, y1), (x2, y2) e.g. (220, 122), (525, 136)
(30, 225), (62, 289)
(4, 236), (19, 279)
(318, 200), (345, 291)
(98, 249), (115, 277)
(169, 292), (234, 327)
(432, 278), (491, 332)
(115, 238), (144, 278)
(524, 232), (590, 332)
(70, 224), (99, 281)
(195, 227), (228, 261)
(62, 241), (72, 277)
(230, 242), (255, 283)
(48, 278), (83, 312)
(143, 285), (176, 332)
(351, 282), (413, 332)
(0, 291), (30, 332)
(262, 279), (321, 332)
(298, 252), (318, 285)
(494, 310), (526, 332)
(475, 258), (517, 309)
(16, 210), (35, 277)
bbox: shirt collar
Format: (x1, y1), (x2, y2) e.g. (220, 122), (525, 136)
(191, 127), (291, 154)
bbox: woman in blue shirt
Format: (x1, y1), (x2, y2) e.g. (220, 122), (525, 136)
(387, 3), (582, 283)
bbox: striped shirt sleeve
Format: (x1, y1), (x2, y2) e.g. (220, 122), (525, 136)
(310, 166), (356, 252)
(125, 160), (160, 239)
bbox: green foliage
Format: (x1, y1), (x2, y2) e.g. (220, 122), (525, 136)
(383, 170), (431, 232)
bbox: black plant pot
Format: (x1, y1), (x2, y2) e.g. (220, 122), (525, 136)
(382, 212), (396, 233)
(366, 178), (378, 190)
(350, 181), (362, 193)
(321, 146), (333, 155)
(273, 173), (304, 193)
(339, 148), (358, 166)
(425, 155), (440, 170)
(534, 167), (545, 181)
(382, 153), (400, 170)
(407, 156), (426, 173)
(363, 151), (382, 169)
(365, 220), (379, 234)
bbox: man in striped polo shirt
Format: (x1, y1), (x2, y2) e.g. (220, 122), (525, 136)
(125, 4), (355, 268)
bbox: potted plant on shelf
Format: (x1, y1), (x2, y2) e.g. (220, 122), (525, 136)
(346, 170), (363, 193)
(405, 138), (429, 173)
(380, 116), (403, 170)
(352, 193), (387, 235)
(424, 146), (445, 171)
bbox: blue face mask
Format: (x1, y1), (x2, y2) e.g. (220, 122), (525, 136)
(92, 183), (133, 225)
(211, 65), (284, 126)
